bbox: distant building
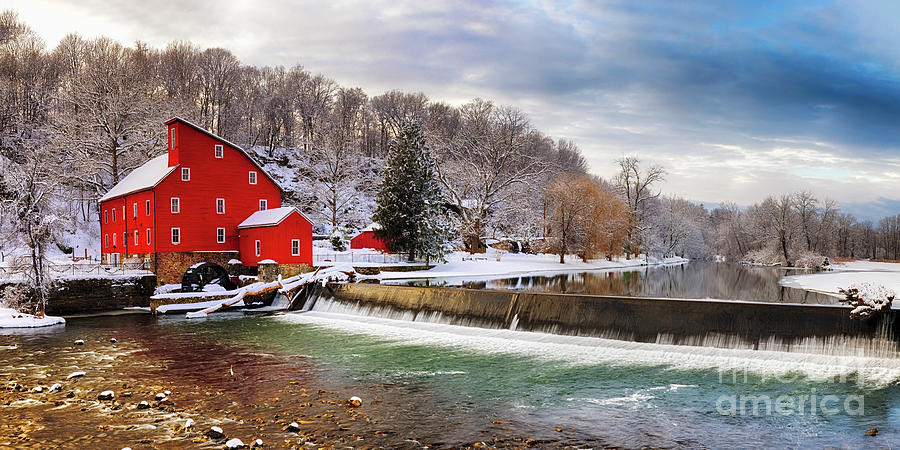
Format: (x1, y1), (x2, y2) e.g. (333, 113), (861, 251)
(98, 117), (312, 282)
(350, 223), (389, 252)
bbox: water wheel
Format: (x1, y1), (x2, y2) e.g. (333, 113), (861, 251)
(181, 262), (237, 293)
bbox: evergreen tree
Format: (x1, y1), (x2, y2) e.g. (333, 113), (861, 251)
(373, 121), (448, 262)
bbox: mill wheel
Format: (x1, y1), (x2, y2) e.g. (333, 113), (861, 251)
(181, 262), (237, 293)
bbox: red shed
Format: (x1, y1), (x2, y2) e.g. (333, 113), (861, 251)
(350, 223), (389, 252)
(238, 207), (313, 266)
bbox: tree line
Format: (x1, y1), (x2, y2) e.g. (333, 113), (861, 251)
(3, 7), (900, 291)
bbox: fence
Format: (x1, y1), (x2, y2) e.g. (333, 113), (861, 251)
(313, 252), (411, 265)
(0, 259), (152, 279)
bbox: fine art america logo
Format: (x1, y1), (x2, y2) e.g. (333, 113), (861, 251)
(715, 367), (867, 417)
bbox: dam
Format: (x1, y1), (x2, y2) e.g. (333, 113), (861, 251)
(298, 282), (900, 358)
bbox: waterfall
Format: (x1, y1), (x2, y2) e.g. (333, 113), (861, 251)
(294, 283), (900, 359)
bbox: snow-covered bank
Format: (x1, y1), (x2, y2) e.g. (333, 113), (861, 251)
(781, 260), (900, 298)
(0, 307), (65, 328)
(374, 251), (688, 281)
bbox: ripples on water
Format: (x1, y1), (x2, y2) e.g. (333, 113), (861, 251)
(1, 258), (897, 448)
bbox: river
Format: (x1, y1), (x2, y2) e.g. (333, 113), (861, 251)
(1, 262), (898, 448)
(388, 261), (839, 304)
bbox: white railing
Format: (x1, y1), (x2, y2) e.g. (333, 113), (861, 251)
(0, 259), (151, 279)
(313, 252), (412, 265)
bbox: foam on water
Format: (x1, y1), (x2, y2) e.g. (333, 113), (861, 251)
(276, 311), (900, 387)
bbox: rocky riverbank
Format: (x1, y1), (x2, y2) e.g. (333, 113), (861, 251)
(0, 313), (610, 449)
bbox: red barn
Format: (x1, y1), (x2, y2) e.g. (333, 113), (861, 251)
(98, 117), (313, 282)
(350, 223), (389, 252)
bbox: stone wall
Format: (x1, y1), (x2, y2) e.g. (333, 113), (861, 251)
(258, 262), (313, 282)
(153, 251), (240, 284)
(1, 275), (157, 315)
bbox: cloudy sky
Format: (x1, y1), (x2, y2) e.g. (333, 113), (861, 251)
(9, 0), (900, 219)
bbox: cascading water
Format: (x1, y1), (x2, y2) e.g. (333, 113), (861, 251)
(295, 283), (900, 360)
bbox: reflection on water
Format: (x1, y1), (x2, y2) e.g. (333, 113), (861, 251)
(394, 261), (838, 304)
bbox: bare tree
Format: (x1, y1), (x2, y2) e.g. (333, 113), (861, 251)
(433, 99), (547, 252)
(545, 173), (630, 263)
(52, 37), (166, 197)
(614, 156), (666, 257)
(1, 134), (63, 313)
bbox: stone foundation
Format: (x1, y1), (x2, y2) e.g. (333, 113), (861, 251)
(153, 251), (240, 285)
(258, 262), (313, 282)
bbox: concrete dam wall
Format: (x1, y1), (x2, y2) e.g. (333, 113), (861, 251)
(301, 283), (900, 358)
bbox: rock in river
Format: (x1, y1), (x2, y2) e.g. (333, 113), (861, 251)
(206, 426), (225, 440)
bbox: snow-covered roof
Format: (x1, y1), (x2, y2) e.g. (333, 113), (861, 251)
(165, 117), (282, 191)
(351, 222), (381, 239)
(237, 206), (312, 228)
(99, 155), (178, 202)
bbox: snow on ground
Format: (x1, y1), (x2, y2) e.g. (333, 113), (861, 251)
(372, 250), (688, 280)
(0, 307), (65, 328)
(781, 260), (900, 298)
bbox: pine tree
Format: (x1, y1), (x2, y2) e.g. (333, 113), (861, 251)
(373, 121), (448, 262)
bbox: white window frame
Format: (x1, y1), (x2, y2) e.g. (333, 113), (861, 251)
(145, 200), (151, 216)
(171, 227), (181, 245)
(104, 210), (108, 224)
(134, 230), (139, 246)
(170, 127), (176, 149)
(105, 234), (109, 248)
(291, 239), (300, 256)
(214, 144), (223, 158)
(249, 171), (257, 185)
(112, 232), (117, 247)
(181, 167), (190, 181)
(216, 227), (225, 243)
(122, 205), (125, 220)
(216, 198), (225, 214)
(171, 197), (180, 214)
(146, 228), (151, 245)
(112, 208), (116, 222)
(133, 202), (137, 219)
(259, 199), (267, 211)
(255, 240), (261, 257)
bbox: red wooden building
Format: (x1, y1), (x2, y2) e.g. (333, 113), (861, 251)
(98, 117), (313, 281)
(238, 207), (313, 267)
(349, 223), (389, 252)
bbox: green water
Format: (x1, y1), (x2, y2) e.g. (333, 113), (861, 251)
(181, 311), (900, 448)
(5, 310), (899, 448)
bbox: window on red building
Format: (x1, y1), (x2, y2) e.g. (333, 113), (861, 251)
(171, 228), (180, 245)
(292, 239), (300, 256)
(217, 228), (225, 243)
(171, 197), (180, 214)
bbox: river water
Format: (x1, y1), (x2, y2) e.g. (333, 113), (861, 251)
(2, 263), (898, 448)
(390, 261), (840, 304)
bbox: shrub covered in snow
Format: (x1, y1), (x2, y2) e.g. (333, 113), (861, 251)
(793, 251), (830, 270)
(839, 283), (895, 320)
(742, 247), (786, 266)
